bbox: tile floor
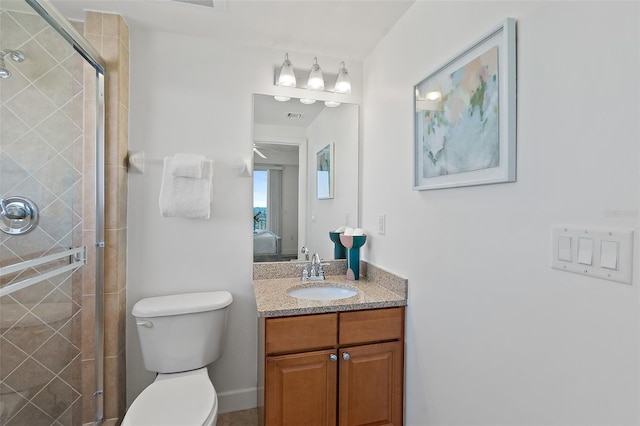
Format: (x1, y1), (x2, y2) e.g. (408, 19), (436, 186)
(217, 408), (259, 426)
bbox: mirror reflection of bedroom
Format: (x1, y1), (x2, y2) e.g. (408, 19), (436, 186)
(253, 143), (300, 262)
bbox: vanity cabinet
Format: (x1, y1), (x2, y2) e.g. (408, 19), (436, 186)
(259, 307), (404, 426)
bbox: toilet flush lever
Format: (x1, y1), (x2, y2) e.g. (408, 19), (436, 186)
(136, 320), (153, 328)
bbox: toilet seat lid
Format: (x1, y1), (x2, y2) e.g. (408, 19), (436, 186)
(124, 374), (216, 426)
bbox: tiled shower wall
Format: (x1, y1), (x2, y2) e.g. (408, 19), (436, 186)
(0, 9), (85, 425)
(82, 11), (129, 426)
(0, 8), (128, 425)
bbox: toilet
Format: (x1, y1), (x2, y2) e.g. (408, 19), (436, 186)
(122, 291), (233, 426)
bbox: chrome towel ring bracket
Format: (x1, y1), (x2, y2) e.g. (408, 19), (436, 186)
(0, 196), (39, 235)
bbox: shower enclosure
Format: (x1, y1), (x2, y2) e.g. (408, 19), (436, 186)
(0, 0), (105, 424)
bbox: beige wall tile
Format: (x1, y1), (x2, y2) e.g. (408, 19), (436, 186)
(104, 102), (118, 167)
(119, 17), (129, 47)
(104, 293), (119, 357)
(81, 295), (95, 360)
(101, 13), (120, 38)
(81, 359), (95, 424)
(104, 166), (120, 230)
(118, 105), (129, 167)
(117, 229), (127, 291)
(103, 228), (119, 293)
(117, 167), (128, 227)
(104, 355), (123, 419)
(84, 12), (102, 36)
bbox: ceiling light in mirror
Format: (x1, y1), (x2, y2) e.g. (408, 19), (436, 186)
(324, 100), (340, 108)
(300, 98), (316, 105)
(274, 95), (291, 102)
(278, 53), (297, 87)
(426, 91), (442, 101)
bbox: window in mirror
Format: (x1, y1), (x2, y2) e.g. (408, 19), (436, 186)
(253, 170), (267, 231)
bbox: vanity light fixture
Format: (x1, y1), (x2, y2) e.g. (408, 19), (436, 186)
(334, 61), (351, 94)
(274, 54), (351, 107)
(307, 57), (325, 91)
(278, 53), (297, 87)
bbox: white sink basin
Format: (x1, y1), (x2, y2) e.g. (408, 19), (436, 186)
(287, 284), (358, 301)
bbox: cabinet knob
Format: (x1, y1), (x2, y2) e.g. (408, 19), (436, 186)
(342, 352), (350, 361)
(330, 353), (337, 362)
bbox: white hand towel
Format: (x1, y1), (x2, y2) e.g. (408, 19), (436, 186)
(171, 153), (205, 178)
(159, 157), (214, 219)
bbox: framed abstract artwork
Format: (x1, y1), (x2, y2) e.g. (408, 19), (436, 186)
(414, 18), (516, 190)
(316, 143), (334, 199)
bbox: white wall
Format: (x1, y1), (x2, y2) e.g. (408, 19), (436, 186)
(126, 28), (362, 412)
(362, 1), (640, 425)
(307, 104), (360, 259)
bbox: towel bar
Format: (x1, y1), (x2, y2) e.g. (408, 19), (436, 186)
(127, 150), (252, 176)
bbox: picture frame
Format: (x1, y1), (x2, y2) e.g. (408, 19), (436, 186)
(413, 18), (516, 190)
(316, 143), (334, 199)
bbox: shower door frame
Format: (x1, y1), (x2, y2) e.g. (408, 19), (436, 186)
(24, 0), (107, 424)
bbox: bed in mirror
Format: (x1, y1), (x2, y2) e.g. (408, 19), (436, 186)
(252, 94), (359, 262)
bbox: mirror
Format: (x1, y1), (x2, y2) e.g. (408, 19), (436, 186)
(252, 94), (359, 262)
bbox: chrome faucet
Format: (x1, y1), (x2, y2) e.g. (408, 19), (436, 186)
(309, 253), (325, 281)
(297, 252), (326, 281)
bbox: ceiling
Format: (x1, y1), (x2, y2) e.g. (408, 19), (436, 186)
(254, 94), (326, 128)
(47, 0), (415, 60)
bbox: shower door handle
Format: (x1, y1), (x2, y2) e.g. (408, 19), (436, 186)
(1, 198), (29, 220)
(0, 196), (39, 235)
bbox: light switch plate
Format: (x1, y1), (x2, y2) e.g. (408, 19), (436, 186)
(551, 225), (633, 284)
(378, 214), (386, 235)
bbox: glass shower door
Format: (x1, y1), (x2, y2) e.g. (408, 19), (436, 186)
(0, 3), (86, 425)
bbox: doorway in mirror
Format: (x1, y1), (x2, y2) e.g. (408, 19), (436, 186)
(253, 144), (299, 262)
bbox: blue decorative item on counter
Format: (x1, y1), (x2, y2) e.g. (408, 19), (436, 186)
(329, 232), (346, 259)
(339, 234), (366, 280)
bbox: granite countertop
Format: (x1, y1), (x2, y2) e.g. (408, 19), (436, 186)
(252, 261), (408, 318)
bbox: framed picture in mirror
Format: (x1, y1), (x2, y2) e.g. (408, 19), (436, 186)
(316, 143), (334, 199)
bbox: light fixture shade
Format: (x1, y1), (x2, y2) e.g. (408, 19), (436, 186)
(300, 98), (316, 105)
(307, 57), (324, 91)
(334, 61), (351, 94)
(324, 100), (340, 108)
(274, 95), (291, 102)
(278, 53), (296, 87)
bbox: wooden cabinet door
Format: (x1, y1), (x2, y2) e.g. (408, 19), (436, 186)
(266, 349), (338, 426)
(339, 341), (403, 426)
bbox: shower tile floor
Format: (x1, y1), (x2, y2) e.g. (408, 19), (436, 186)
(217, 408), (258, 426)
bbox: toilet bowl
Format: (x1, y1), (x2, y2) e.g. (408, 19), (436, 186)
(122, 291), (232, 426)
(122, 368), (217, 426)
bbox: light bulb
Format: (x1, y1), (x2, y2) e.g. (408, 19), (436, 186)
(300, 98), (316, 105)
(274, 95), (291, 102)
(278, 53), (296, 87)
(334, 62), (351, 94)
(324, 101), (340, 108)
(307, 57), (324, 91)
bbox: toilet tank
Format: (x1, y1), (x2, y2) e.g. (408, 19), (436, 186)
(132, 291), (233, 374)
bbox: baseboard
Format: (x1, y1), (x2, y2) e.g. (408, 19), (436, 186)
(217, 387), (257, 414)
